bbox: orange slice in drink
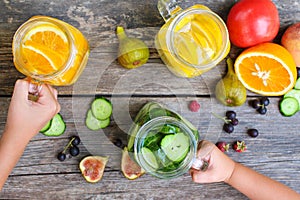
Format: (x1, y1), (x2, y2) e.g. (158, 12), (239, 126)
(20, 23), (70, 75)
(234, 43), (297, 96)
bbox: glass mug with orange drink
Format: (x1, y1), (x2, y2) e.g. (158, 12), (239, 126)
(155, 0), (230, 78)
(12, 16), (89, 94)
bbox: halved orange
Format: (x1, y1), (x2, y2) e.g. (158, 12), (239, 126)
(234, 43), (297, 96)
(20, 23), (70, 75)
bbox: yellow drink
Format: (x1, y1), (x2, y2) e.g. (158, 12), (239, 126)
(13, 16), (89, 86)
(156, 5), (230, 78)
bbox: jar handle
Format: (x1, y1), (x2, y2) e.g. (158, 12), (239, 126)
(191, 140), (214, 172)
(157, 0), (182, 22)
(26, 78), (42, 102)
(192, 157), (209, 171)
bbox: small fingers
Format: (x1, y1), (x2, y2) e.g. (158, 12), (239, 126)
(47, 84), (58, 99)
(46, 85), (60, 113)
(189, 168), (207, 183)
(53, 89), (58, 100)
(37, 84), (60, 115)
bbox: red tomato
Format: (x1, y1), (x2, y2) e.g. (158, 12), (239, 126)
(226, 0), (280, 48)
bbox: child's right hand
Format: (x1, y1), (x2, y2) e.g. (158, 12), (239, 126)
(4, 79), (60, 143)
(190, 140), (236, 183)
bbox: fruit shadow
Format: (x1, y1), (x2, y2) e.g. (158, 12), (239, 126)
(103, 122), (128, 150)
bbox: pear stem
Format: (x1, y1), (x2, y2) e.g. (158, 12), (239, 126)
(226, 57), (234, 74)
(116, 26), (127, 40)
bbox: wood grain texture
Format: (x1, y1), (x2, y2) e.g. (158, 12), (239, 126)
(1, 96), (300, 198)
(2, 173), (247, 200)
(0, 0), (300, 199)
(0, 0), (299, 95)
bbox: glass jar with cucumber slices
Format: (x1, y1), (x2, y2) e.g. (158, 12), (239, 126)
(127, 102), (199, 179)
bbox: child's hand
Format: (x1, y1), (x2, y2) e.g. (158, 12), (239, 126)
(190, 140), (236, 183)
(4, 79), (60, 142)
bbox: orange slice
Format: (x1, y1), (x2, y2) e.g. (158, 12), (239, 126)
(234, 43), (297, 96)
(20, 23), (70, 75)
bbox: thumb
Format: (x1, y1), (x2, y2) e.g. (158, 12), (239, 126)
(195, 140), (215, 163)
(191, 141), (213, 171)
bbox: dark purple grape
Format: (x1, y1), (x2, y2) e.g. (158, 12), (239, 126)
(251, 99), (261, 109)
(247, 129), (259, 138)
(69, 146), (80, 156)
(57, 152), (66, 161)
(260, 97), (270, 106)
(223, 123), (234, 133)
(257, 107), (267, 115)
(225, 111), (236, 120)
(230, 118), (239, 126)
(71, 136), (81, 146)
(113, 138), (123, 148)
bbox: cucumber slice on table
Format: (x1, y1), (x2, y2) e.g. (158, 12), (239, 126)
(91, 98), (112, 120)
(86, 109), (110, 130)
(141, 147), (159, 169)
(42, 113), (66, 136)
(160, 132), (190, 162)
(294, 77), (300, 90)
(280, 97), (299, 117)
(283, 89), (300, 110)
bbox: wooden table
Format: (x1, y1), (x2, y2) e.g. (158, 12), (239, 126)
(1, 0), (300, 199)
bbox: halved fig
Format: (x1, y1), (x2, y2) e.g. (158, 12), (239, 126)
(79, 156), (108, 183)
(121, 147), (145, 180)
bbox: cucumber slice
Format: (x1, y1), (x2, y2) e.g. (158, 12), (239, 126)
(42, 113), (66, 137)
(160, 132), (190, 162)
(91, 98), (112, 120)
(141, 147), (159, 169)
(177, 114), (199, 140)
(280, 97), (299, 117)
(294, 77), (300, 90)
(283, 89), (300, 110)
(86, 109), (110, 130)
(40, 120), (51, 133)
(160, 124), (180, 134)
(155, 148), (175, 169)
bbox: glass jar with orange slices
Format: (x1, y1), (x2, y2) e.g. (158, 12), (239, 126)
(155, 1), (230, 78)
(12, 16), (89, 86)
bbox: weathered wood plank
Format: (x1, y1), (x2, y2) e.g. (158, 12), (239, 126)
(0, 0), (300, 95)
(0, 96), (299, 196)
(1, 0), (300, 198)
(1, 173), (247, 200)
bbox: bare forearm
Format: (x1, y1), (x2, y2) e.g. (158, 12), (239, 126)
(226, 163), (300, 200)
(0, 130), (29, 190)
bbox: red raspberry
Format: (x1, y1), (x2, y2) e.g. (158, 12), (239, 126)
(189, 100), (200, 112)
(216, 142), (229, 152)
